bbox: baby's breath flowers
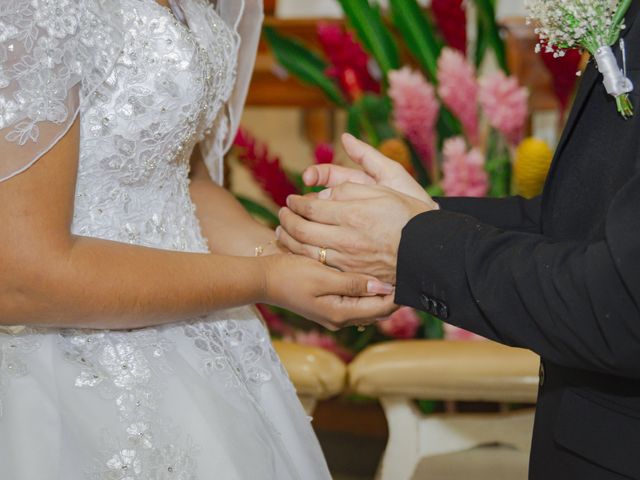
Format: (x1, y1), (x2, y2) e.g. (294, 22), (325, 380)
(526, 0), (634, 118)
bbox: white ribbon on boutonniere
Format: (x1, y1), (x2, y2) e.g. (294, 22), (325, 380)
(526, 0), (635, 118)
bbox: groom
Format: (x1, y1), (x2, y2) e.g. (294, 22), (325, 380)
(277, 2), (640, 479)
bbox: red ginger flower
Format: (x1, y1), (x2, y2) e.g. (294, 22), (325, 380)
(317, 22), (380, 100)
(540, 46), (582, 115)
(314, 143), (335, 164)
(431, 0), (467, 54)
(234, 128), (299, 207)
(256, 304), (293, 337)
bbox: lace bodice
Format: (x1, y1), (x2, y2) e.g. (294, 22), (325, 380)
(72, 0), (237, 251)
(1, 0), (241, 251)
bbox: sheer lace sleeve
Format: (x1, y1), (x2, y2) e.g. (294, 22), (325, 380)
(182, 0), (263, 184)
(0, 0), (124, 183)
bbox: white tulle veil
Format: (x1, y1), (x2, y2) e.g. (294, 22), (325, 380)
(0, 0), (264, 185)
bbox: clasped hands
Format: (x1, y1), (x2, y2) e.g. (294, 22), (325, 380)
(274, 134), (439, 327)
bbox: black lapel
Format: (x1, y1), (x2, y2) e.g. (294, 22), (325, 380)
(543, 1), (640, 196)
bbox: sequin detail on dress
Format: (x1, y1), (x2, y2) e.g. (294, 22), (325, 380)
(60, 328), (199, 479)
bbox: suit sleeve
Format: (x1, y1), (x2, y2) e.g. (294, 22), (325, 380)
(396, 175), (640, 379)
(435, 196), (542, 234)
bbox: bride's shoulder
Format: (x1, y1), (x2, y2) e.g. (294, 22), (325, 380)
(0, 0), (124, 182)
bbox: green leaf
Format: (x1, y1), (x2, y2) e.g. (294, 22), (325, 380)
(336, 0), (400, 75)
(419, 311), (445, 339)
(236, 196), (280, 227)
(389, 0), (442, 82)
(264, 27), (348, 107)
(417, 400), (439, 414)
(487, 155), (511, 197)
(475, 12), (490, 69)
(437, 107), (463, 141)
(346, 105), (363, 138)
(473, 0), (508, 73)
(359, 94), (396, 142)
(350, 326), (378, 352)
(611, 0), (634, 44)
(347, 94), (394, 146)
(406, 142), (431, 186)
(426, 183), (444, 198)
(485, 129), (512, 197)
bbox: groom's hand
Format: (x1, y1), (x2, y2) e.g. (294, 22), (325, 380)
(303, 133), (439, 208)
(276, 183), (436, 285)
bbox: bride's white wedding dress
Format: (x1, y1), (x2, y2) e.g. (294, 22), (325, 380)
(0, 1), (331, 478)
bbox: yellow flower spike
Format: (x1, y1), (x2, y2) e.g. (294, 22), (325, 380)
(514, 137), (553, 199)
(379, 138), (414, 175)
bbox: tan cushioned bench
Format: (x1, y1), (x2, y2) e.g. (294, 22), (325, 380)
(349, 340), (540, 403)
(273, 340), (347, 400)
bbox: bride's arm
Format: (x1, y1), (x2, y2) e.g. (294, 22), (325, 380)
(188, 145), (279, 257)
(0, 119), (395, 330)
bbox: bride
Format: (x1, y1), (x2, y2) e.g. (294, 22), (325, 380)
(0, 0), (395, 478)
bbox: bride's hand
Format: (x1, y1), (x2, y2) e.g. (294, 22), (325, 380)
(259, 254), (397, 331)
(303, 133), (439, 209)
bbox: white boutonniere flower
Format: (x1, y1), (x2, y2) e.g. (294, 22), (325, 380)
(526, 0), (635, 118)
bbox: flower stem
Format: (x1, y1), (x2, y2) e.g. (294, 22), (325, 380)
(610, 0), (634, 43)
(616, 94), (634, 119)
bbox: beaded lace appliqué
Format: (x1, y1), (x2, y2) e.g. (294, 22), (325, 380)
(184, 315), (277, 396)
(60, 328), (198, 480)
(0, 0), (122, 143)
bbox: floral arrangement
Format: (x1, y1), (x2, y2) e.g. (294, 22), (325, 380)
(526, 0), (634, 117)
(235, 0), (571, 360)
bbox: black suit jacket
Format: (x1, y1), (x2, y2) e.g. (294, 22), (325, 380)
(395, 3), (640, 479)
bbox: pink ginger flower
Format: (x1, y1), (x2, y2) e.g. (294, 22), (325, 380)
(389, 67), (440, 174)
(377, 307), (421, 340)
(444, 324), (485, 341)
(479, 72), (529, 146)
(437, 48), (480, 145)
(286, 330), (354, 363)
(441, 137), (489, 197)
(314, 143), (334, 164)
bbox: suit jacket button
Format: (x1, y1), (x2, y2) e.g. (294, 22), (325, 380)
(428, 299), (439, 314)
(539, 361), (546, 387)
(420, 295), (432, 312)
(437, 302), (449, 320)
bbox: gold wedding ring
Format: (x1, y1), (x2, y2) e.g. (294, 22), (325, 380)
(318, 247), (328, 265)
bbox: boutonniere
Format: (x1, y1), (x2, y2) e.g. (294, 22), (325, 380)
(526, 0), (635, 118)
